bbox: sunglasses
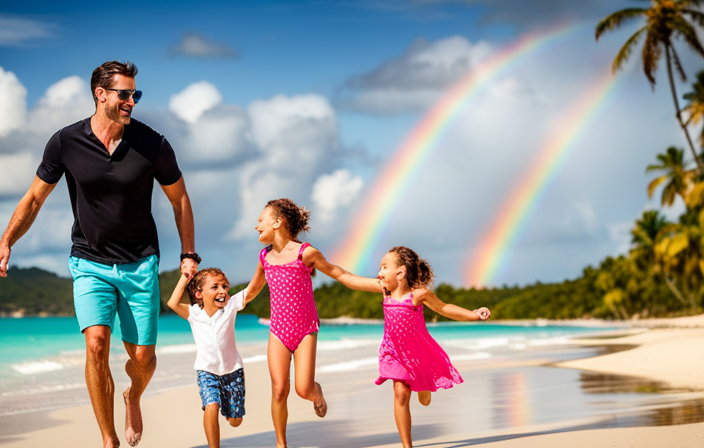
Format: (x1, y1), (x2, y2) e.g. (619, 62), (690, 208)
(105, 88), (143, 104)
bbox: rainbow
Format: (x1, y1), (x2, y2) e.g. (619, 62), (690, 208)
(331, 25), (588, 274)
(464, 71), (620, 287)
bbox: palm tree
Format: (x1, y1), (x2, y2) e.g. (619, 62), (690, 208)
(631, 210), (669, 263)
(655, 216), (704, 310)
(682, 70), (704, 148)
(646, 146), (693, 206)
(596, 0), (704, 171)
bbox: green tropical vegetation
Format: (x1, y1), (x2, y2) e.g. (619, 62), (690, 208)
(596, 0), (704, 170)
(3, 2), (704, 321)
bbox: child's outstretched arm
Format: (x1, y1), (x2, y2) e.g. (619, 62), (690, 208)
(303, 246), (382, 293)
(243, 262), (266, 305)
(167, 273), (191, 320)
(415, 288), (491, 322)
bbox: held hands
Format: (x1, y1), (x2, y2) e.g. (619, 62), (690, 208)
(180, 257), (198, 279)
(474, 307), (491, 321)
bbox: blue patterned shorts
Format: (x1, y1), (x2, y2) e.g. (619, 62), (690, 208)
(196, 368), (246, 419)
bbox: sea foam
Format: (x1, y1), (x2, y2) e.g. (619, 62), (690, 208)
(12, 361), (64, 375)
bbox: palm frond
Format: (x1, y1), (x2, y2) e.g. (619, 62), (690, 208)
(642, 32), (662, 87)
(673, 15), (704, 57)
(681, 0), (704, 9)
(595, 8), (647, 40)
(648, 176), (667, 198)
(611, 26), (648, 73)
(682, 8), (704, 28)
(670, 45), (688, 82)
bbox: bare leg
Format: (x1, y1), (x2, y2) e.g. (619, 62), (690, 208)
(268, 334), (292, 448)
(122, 342), (156, 446)
(292, 333), (326, 417)
(203, 403), (221, 448)
(418, 390), (431, 406)
(84, 325), (120, 448)
(393, 380), (413, 448)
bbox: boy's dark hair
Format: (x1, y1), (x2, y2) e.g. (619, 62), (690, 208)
(389, 246), (434, 289)
(187, 267), (229, 307)
(266, 198), (311, 239)
(90, 60), (138, 105)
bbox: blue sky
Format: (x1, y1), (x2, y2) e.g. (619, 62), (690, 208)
(1, 0), (701, 288)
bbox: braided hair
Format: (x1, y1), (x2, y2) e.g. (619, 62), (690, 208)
(388, 246), (434, 289)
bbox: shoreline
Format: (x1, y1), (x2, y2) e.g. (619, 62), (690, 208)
(3, 315), (704, 447)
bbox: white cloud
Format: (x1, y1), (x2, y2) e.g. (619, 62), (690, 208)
(169, 81), (223, 124)
(181, 105), (250, 165)
(312, 170), (364, 223)
(338, 35), (493, 113)
(169, 31), (238, 59)
(0, 72), (93, 200)
(0, 152), (35, 196)
(26, 76), (94, 135)
(0, 67), (27, 137)
(228, 94), (339, 240)
(0, 15), (55, 46)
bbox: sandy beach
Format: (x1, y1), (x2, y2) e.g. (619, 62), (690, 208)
(3, 316), (704, 448)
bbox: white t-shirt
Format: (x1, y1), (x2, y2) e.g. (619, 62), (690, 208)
(187, 289), (246, 376)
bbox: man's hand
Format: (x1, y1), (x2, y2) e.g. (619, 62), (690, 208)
(0, 244), (10, 277)
(180, 257), (198, 278)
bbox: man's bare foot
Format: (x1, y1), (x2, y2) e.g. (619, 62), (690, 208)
(418, 390), (431, 406)
(123, 388), (142, 446)
(313, 382), (327, 418)
(103, 435), (121, 448)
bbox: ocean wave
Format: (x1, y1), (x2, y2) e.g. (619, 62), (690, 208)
(442, 337), (513, 350)
(242, 355), (267, 363)
(317, 339), (379, 351)
(0, 382), (85, 397)
(11, 360), (65, 375)
(318, 357), (379, 373)
(449, 352), (492, 362)
(156, 344), (197, 354)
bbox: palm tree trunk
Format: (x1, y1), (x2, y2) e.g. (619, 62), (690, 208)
(664, 275), (689, 306)
(665, 44), (704, 172)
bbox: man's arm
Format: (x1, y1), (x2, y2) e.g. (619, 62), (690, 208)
(160, 177), (197, 277)
(0, 176), (57, 277)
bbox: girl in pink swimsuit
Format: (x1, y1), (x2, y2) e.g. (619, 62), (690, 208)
(244, 198), (390, 448)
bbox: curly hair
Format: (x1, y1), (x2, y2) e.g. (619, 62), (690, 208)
(388, 246), (434, 289)
(90, 60), (138, 105)
(266, 198), (311, 239)
(186, 267), (229, 307)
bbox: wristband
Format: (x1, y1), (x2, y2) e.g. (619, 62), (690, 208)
(180, 252), (201, 264)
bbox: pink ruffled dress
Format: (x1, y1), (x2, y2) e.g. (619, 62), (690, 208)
(375, 292), (463, 392)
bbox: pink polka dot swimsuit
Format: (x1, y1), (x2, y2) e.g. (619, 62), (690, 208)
(375, 291), (463, 392)
(260, 242), (319, 352)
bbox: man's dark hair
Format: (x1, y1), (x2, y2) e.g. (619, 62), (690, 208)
(90, 60), (138, 105)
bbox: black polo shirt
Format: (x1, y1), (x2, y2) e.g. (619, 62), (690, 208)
(37, 117), (182, 265)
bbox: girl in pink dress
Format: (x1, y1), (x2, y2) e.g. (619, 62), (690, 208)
(244, 198), (389, 448)
(374, 246), (491, 448)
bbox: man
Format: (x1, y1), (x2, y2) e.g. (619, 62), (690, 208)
(0, 61), (199, 448)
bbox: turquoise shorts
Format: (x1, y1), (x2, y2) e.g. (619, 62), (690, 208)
(68, 255), (160, 346)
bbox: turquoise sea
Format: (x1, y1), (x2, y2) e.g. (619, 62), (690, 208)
(4, 314), (704, 443)
(0, 315), (618, 416)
